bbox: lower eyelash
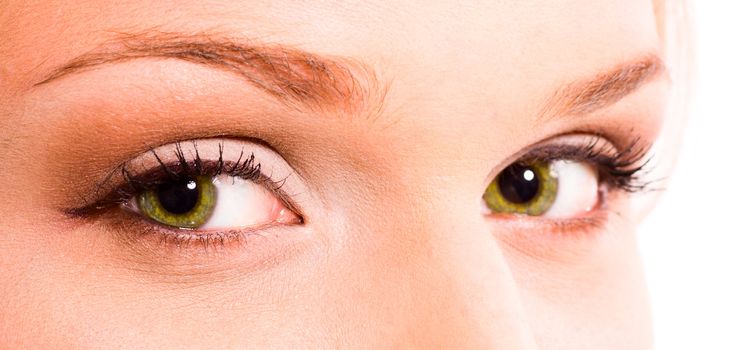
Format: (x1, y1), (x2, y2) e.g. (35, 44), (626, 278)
(103, 209), (301, 263)
(117, 216), (272, 251)
(494, 208), (629, 262)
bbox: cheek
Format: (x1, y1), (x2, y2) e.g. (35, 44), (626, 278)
(0, 225), (126, 348)
(0, 222), (326, 348)
(502, 220), (652, 347)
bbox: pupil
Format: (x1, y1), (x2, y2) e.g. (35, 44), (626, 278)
(156, 178), (200, 215)
(498, 163), (540, 204)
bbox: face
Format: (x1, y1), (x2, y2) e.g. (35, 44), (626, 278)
(0, 1), (678, 348)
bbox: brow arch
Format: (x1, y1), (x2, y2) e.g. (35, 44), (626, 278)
(35, 31), (384, 114)
(539, 54), (667, 120)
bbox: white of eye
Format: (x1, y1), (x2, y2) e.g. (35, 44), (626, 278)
(199, 175), (284, 230)
(543, 160), (600, 218)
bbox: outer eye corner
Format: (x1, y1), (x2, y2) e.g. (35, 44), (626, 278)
(275, 205), (304, 226)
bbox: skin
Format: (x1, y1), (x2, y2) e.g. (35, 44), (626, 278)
(0, 1), (682, 349)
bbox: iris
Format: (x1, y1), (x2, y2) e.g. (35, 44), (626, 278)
(483, 160), (558, 216)
(137, 176), (217, 228)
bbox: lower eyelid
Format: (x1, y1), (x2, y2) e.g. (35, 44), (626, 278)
(489, 209), (618, 263)
(97, 209), (311, 275)
(113, 207), (299, 252)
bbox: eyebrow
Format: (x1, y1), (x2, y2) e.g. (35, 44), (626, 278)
(36, 32), (663, 121)
(539, 54), (666, 120)
(34, 32), (381, 113)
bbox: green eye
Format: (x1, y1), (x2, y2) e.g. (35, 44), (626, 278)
(137, 176), (217, 228)
(483, 160), (558, 216)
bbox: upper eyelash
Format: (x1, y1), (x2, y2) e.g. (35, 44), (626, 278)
(125, 141), (263, 190)
(68, 141), (275, 216)
(520, 136), (655, 193)
(70, 135), (652, 219)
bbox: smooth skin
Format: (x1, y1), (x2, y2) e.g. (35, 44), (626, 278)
(0, 1), (682, 349)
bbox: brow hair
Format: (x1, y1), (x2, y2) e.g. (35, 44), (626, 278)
(35, 31), (383, 114)
(540, 54), (666, 119)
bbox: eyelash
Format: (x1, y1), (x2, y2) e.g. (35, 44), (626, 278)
(69, 141), (292, 217)
(128, 142), (264, 192)
(66, 135), (651, 250)
(67, 141), (304, 251)
(75, 136), (651, 214)
(487, 135), (655, 239)
(518, 136), (653, 194)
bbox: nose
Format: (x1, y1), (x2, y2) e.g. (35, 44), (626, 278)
(398, 216), (540, 349)
(320, 165), (541, 347)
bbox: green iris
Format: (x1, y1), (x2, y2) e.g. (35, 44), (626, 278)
(137, 176), (217, 228)
(483, 160), (558, 216)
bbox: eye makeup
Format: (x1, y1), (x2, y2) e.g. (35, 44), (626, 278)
(66, 138), (305, 252)
(519, 136), (653, 192)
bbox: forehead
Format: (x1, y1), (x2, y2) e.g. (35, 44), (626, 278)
(2, 1), (660, 86)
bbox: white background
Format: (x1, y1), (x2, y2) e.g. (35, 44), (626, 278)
(639, 2), (740, 349)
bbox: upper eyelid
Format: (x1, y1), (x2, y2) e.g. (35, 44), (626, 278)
(494, 134), (642, 168)
(122, 158), (262, 189)
(120, 143), (262, 190)
(520, 144), (624, 163)
(517, 139), (651, 173)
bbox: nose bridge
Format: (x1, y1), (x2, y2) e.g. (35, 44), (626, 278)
(402, 212), (539, 349)
(348, 142), (539, 347)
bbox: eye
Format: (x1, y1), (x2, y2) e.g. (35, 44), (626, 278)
(73, 139), (308, 234)
(483, 159), (600, 218)
(132, 174), (297, 230)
